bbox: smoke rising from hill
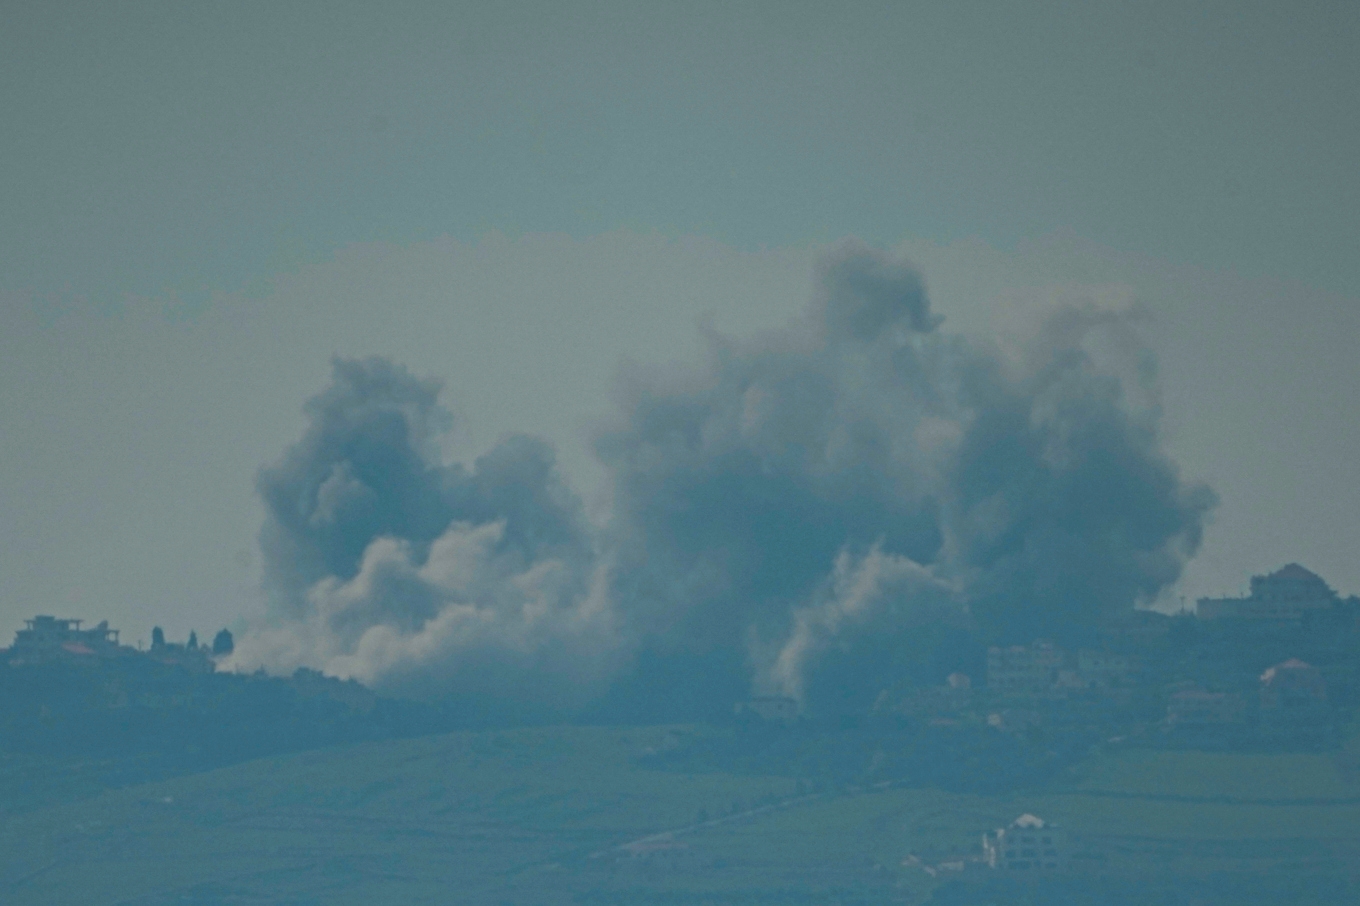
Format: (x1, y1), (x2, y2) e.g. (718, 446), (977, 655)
(229, 243), (1213, 717)
(232, 357), (619, 714)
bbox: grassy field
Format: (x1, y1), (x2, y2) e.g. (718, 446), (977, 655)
(1066, 748), (1360, 801)
(2, 729), (1358, 904)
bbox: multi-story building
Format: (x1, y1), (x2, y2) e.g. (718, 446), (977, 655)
(986, 641), (1063, 695)
(1197, 564), (1337, 623)
(6, 616), (124, 665)
(982, 814), (1067, 871)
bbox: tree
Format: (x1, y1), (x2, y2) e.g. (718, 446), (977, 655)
(187, 631), (198, 650)
(151, 626), (165, 649)
(212, 629), (235, 656)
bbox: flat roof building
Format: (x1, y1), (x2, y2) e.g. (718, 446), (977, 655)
(987, 641), (1063, 695)
(7, 615), (123, 665)
(1197, 564), (1336, 623)
(982, 814), (1067, 872)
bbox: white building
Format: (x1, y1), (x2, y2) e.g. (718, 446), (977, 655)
(982, 814), (1067, 871)
(986, 641), (1063, 695)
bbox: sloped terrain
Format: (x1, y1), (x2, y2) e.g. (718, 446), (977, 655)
(2, 728), (1359, 905)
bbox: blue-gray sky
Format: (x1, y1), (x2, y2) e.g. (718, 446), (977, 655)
(2, 1), (1358, 645)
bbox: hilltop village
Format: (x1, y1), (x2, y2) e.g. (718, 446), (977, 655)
(735, 563), (1359, 753)
(0, 613), (389, 769)
(657, 563), (1360, 890)
(871, 562), (1357, 751)
(6, 614), (229, 673)
(2, 563), (1359, 901)
(3, 563), (1358, 775)
(632, 561), (1360, 816)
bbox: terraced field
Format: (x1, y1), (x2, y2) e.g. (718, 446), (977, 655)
(2, 730), (1358, 904)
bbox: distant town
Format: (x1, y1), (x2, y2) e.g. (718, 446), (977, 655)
(4, 562), (1359, 881)
(733, 564), (1358, 747)
(596, 554), (1360, 885)
(727, 563), (1360, 878)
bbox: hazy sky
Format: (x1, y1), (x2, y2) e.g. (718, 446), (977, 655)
(2, 1), (1358, 642)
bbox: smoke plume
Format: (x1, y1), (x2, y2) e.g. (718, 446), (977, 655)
(230, 243), (1213, 718)
(230, 357), (618, 714)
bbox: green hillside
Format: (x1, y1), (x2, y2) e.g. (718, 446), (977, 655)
(2, 727), (1358, 904)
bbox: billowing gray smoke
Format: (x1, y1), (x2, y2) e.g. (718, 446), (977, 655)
(230, 243), (1213, 719)
(234, 357), (618, 716)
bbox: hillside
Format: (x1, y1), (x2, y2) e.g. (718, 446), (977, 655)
(2, 727), (1359, 905)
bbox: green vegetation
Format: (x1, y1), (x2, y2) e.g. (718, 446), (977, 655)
(3, 727), (1359, 904)
(1066, 748), (1360, 801)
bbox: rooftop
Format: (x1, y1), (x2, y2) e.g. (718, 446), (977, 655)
(1260, 659), (1319, 683)
(1268, 563), (1322, 582)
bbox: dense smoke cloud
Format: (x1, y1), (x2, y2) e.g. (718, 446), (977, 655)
(231, 243), (1213, 718)
(231, 358), (618, 714)
(597, 241), (1212, 714)
(757, 545), (959, 706)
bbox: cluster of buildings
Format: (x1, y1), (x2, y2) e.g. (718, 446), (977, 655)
(8, 615), (125, 663)
(1, 614), (384, 727)
(730, 601), (1343, 885)
(984, 642), (1135, 698)
(4, 614), (229, 673)
(1163, 659), (1329, 729)
(866, 638), (1142, 733)
(975, 565), (1349, 745)
(739, 564), (1354, 753)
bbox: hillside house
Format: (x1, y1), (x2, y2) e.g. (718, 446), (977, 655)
(7, 616), (124, 665)
(7, 615), (231, 676)
(1197, 564), (1337, 623)
(987, 641), (1063, 695)
(982, 814), (1067, 871)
